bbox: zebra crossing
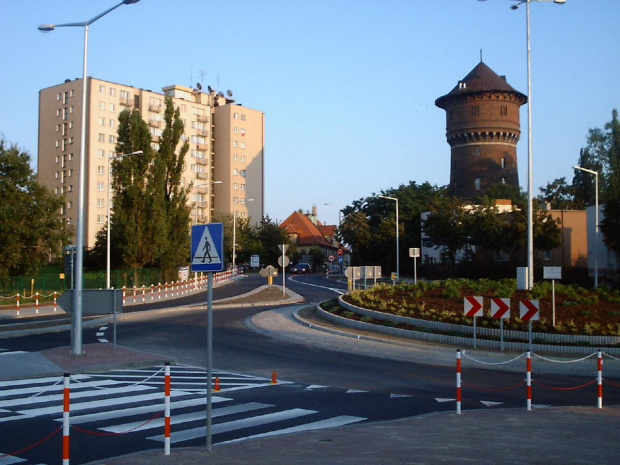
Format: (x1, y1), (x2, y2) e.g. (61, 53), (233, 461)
(0, 365), (367, 464)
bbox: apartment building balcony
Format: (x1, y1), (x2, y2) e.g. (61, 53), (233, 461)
(148, 119), (162, 128)
(119, 97), (133, 107)
(196, 172), (208, 180)
(149, 104), (162, 113)
(196, 114), (209, 123)
(197, 129), (208, 136)
(196, 158), (207, 165)
(197, 144), (208, 151)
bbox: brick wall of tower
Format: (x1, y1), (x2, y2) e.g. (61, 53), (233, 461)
(443, 92), (523, 199)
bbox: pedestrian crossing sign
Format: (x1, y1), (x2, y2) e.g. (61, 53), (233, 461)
(191, 223), (224, 272)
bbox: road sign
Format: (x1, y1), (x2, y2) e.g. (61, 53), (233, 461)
(409, 247), (420, 258)
(344, 266), (361, 279)
(520, 300), (540, 321)
(191, 223), (224, 272)
(278, 255), (290, 267)
(490, 298), (510, 319)
(544, 266), (562, 280)
(250, 255), (260, 268)
(329, 255), (334, 262)
(464, 296), (483, 317)
(58, 290), (122, 315)
(338, 249), (343, 257)
(278, 244), (289, 253)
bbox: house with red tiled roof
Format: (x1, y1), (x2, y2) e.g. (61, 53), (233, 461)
(280, 206), (350, 267)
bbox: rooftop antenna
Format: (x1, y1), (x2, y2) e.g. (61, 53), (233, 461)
(199, 69), (207, 91)
(480, 49), (483, 62)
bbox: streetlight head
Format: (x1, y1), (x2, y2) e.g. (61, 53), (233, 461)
(38, 24), (55, 32)
(511, 4), (520, 10)
(554, 0), (566, 4)
(123, 0), (141, 4)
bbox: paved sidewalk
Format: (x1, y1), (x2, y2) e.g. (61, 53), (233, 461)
(1, 283), (619, 464)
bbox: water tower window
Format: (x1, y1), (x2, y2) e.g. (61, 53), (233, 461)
(474, 178), (481, 190)
(500, 105), (508, 116)
(471, 105), (480, 116)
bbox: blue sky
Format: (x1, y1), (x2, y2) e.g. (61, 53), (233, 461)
(1, 0), (618, 226)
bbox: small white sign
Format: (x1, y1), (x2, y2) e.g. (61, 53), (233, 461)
(543, 266), (562, 280)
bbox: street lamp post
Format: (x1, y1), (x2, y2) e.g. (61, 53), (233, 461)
(193, 181), (222, 224)
(39, 0), (140, 356)
(479, 0), (566, 289)
(233, 199), (254, 274)
(573, 165), (599, 288)
(107, 150), (143, 289)
(513, 0), (566, 289)
(379, 195), (399, 279)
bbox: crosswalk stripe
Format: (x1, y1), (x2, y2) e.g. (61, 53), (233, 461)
(60, 395), (231, 425)
(10, 385), (157, 415)
(0, 379), (123, 399)
(221, 415), (367, 444)
(148, 408), (317, 444)
(100, 402), (273, 433)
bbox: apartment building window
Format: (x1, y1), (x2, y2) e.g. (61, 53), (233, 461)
(67, 169), (73, 177)
(98, 133), (105, 142)
(98, 149), (105, 158)
(55, 187), (60, 194)
(109, 88), (116, 97)
(191, 165), (206, 173)
(67, 185), (73, 192)
(151, 143), (160, 150)
(233, 141), (238, 147)
(99, 85), (106, 94)
(233, 154), (238, 161)
(69, 106), (74, 114)
(241, 156), (246, 162)
(109, 119), (116, 128)
(240, 170), (246, 177)
(241, 184), (246, 190)
(99, 101), (106, 110)
(96, 182), (103, 191)
(55, 172), (60, 179)
(474, 178), (481, 190)
(234, 113), (239, 120)
(233, 197), (239, 203)
(233, 169), (239, 175)
(97, 215), (105, 224)
(109, 135), (116, 144)
(60, 205), (65, 215)
(191, 150), (206, 159)
(55, 155), (60, 164)
(240, 142), (246, 149)
(98, 117), (105, 126)
(57, 93), (62, 101)
(191, 135), (206, 145)
(233, 183), (239, 189)
(98, 166), (105, 175)
(109, 103), (115, 112)
(67, 201), (72, 209)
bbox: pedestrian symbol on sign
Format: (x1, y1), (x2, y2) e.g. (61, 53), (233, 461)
(191, 224), (224, 272)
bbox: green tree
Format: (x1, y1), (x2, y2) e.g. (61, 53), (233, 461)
(153, 97), (192, 279)
(422, 195), (472, 269)
(108, 109), (165, 271)
(538, 177), (578, 210)
(256, 216), (291, 267)
(0, 138), (70, 275)
(600, 109), (620, 255)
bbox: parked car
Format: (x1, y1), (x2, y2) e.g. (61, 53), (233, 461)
(290, 263), (311, 274)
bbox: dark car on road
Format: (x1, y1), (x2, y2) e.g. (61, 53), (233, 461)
(290, 263), (311, 274)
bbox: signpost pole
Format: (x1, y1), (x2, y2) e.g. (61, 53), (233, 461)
(206, 271), (213, 450)
(282, 246), (286, 297)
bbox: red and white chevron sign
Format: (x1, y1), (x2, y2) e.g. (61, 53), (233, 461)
(464, 296), (483, 317)
(520, 300), (540, 321)
(490, 298), (510, 319)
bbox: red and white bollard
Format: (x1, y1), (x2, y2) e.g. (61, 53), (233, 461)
(526, 351), (532, 411)
(142, 285), (146, 303)
(122, 287), (126, 306)
(597, 349), (603, 409)
(456, 349), (462, 414)
(35, 292), (39, 314)
(164, 363), (171, 455)
(63, 373), (71, 465)
(271, 371), (278, 385)
(151, 284), (155, 301)
(16, 293), (20, 316)
(53, 291), (58, 312)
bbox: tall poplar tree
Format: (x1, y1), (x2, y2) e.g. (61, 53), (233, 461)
(152, 97), (192, 279)
(111, 109), (165, 270)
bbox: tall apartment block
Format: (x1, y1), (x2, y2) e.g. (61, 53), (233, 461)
(435, 61), (527, 199)
(38, 78), (264, 248)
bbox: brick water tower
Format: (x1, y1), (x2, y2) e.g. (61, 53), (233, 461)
(435, 61), (527, 200)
